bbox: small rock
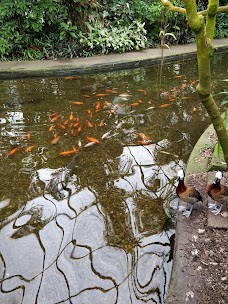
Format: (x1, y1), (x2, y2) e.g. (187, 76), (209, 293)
(185, 290), (194, 301)
(191, 249), (199, 256)
(198, 228), (205, 234)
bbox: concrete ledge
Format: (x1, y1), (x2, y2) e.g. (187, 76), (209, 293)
(0, 39), (227, 79)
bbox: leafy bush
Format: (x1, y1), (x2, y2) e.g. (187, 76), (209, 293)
(0, 0), (227, 61)
(79, 20), (147, 54)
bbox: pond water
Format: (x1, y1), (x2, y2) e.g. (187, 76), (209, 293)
(0, 52), (227, 304)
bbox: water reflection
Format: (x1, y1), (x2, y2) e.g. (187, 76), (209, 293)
(0, 143), (176, 304)
(0, 52), (227, 303)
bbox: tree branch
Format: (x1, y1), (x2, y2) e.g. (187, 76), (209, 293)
(160, 0), (186, 14)
(206, 0), (219, 41)
(199, 5), (228, 16)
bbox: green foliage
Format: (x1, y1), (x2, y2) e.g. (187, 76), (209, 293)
(79, 20), (147, 54)
(215, 13), (228, 38)
(0, 0), (227, 60)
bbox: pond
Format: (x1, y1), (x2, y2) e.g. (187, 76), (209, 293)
(0, 52), (227, 304)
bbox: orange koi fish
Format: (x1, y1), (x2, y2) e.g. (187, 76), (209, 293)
(191, 80), (199, 85)
(136, 133), (151, 140)
(159, 103), (171, 108)
(77, 125), (82, 132)
(137, 90), (147, 94)
(25, 145), (36, 152)
(87, 120), (93, 128)
(59, 124), (66, 130)
(49, 125), (54, 132)
(84, 95), (90, 98)
(71, 101), (83, 105)
(7, 147), (19, 157)
(73, 122), (80, 128)
(87, 110), (93, 118)
(87, 137), (100, 144)
(69, 112), (74, 120)
(51, 136), (61, 145)
(70, 129), (77, 136)
(27, 132), (31, 140)
(130, 102), (140, 107)
(174, 75), (185, 78)
(65, 76), (80, 80)
(98, 121), (105, 127)
(59, 149), (78, 156)
(50, 112), (57, 118)
(96, 93), (108, 97)
(106, 89), (118, 94)
(50, 115), (60, 123)
(95, 102), (101, 112)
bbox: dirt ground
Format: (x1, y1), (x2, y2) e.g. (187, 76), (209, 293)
(168, 172), (228, 304)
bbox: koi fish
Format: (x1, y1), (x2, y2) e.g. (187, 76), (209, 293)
(101, 130), (112, 140)
(73, 122), (80, 128)
(78, 140), (82, 148)
(59, 149), (78, 156)
(137, 90), (147, 94)
(71, 101), (83, 105)
(50, 115), (60, 123)
(77, 125), (82, 132)
(84, 95), (90, 98)
(49, 125), (54, 132)
(59, 124), (66, 130)
(87, 137), (100, 144)
(98, 121), (105, 127)
(51, 136), (61, 145)
(119, 93), (130, 97)
(130, 102), (140, 107)
(95, 101), (101, 110)
(87, 110), (93, 118)
(96, 93), (108, 97)
(7, 147), (19, 157)
(174, 75), (185, 78)
(87, 120), (93, 128)
(159, 103), (171, 108)
(25, 145), (36, 152)
(65, 76), (80, 80)
(84, 142), (97, 148)
(136, 132), (151, 140)
(27, 132), (31, 140)
(70, 129), (77, 136)
(145, 106), (155, 111)
(50, 112), (57, 118)
(191, 80), (199, 85)
(106, 89), (118, 94)
(69, 112), (74, 120)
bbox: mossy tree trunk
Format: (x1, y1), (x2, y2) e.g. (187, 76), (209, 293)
(161, 0), (228, 166)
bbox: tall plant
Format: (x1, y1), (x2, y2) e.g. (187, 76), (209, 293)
(161, 0), (228, 166)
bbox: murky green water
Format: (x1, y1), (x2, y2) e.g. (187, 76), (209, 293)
(0, 52), (227, 304)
